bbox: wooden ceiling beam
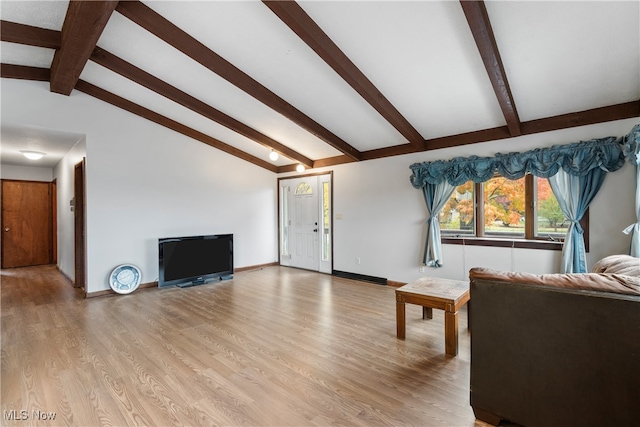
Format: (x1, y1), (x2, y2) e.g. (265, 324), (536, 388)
(363, 127), (512, 161)
(0, 20), (61, 49)
(520, 101), (640, 135)
(460, 0), (521, 137)
(263, 1), (426, 150)
(90, 48), (313, 168)
(303, 101), (639, 170)
(0, 63), (278, 171)
(1, 63), (50, 81)
(116, 0), (362, 161)
(74, 80), (278, 172)
(50, 1), (118, 95)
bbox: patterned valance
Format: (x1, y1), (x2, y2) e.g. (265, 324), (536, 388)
(410, 136), (627, 188)
(623, 123), (640, 166)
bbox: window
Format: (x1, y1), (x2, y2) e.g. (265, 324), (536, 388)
(440, 174), (583, 249)
(439, 182), (475, 235)
(280, 185), (290, 257)
(534, 176), (569, 239)
(294, 182), (312, 195)
(322, 182), (331, 262)
(482, 176), (526, 238)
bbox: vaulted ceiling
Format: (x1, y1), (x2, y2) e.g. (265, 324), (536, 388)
(2, 1), (639, 173)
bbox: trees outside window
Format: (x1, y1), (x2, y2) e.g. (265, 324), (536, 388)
(439, 174), (569, 241)
(536, 177), (568, 237)
(439, 182), (474, 234)
(484, 177), (525, 236)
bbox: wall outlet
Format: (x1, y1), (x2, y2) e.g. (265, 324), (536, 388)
(356, 257), (361, 264)
(419, 266), (425, 273)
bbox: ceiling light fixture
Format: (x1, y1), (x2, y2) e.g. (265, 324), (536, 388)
(296, 164), (305, 173)
(20, 150), (46, 160)
(269, 150), (279, 161)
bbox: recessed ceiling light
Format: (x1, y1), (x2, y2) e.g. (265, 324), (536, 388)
(20, 150), (46, 160)
(269, 150), (279, 161)
(296, 164), (305, 173)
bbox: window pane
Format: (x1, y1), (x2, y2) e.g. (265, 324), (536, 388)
(281, 186), (289, 256)
(294, 182), (312, 195)
(439, 183), (475, 235)
(484, 176), (525, 237)
(535, 177), (568, 239)
(322, 182), (331, 261)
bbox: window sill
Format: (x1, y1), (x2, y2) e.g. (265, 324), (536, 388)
(441, 236), (563, 251)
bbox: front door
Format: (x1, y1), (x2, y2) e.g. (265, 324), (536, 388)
(1, 180), (53, 268)
(279, 173), (332, 273)
(290, 177), (319, 270)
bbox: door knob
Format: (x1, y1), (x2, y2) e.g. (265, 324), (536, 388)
(4, 228), (9, 232)
(313, 228), (318, 232)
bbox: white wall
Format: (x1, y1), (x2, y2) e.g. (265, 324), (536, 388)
(2, 79), (278, 293)
(0, 164), (53, 181)
(52, 137), (86, 281)
(3, 78), (637, 292)
(84, 115), (277, 291)
(282, 117), (639, 283)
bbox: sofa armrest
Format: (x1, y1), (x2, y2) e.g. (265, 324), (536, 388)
(469, 273), (640, 427)
(591, 254), (640, 277)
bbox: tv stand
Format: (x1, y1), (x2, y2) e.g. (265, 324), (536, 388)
(176, 282), (197, 288)
(176, 277), (221, 288)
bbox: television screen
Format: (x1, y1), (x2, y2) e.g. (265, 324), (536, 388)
(158, 234), (233, 287)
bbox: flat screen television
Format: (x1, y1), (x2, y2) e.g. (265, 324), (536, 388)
(158, 234), (233, 288)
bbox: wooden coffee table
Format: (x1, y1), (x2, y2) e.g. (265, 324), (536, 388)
(396, 277), (470, 356)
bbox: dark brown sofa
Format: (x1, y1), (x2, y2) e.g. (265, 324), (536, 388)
(468, 255), (640, 427)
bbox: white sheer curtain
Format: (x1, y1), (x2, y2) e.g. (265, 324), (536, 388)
(623, 126), (640, 256)
(623, 162), (640, 256)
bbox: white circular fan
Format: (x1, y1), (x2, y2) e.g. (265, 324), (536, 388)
(109, 264), (142, 294)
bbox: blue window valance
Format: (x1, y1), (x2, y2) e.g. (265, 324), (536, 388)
(623, 123), (640, 166)
(410, 136), (626, 188)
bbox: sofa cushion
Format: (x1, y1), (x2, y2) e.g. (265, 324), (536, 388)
(591, 254), (640, 277)
(469, 268), (640, 296)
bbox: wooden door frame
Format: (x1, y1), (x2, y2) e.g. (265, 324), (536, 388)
(74, 160), (87, 290)
(51, 179), (57, 264)
(277, 171), (333, 274)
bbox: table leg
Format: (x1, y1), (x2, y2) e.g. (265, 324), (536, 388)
(422, 306), (433, 320)
(444, 310), (459, 356)
(396, 301), (406, 339)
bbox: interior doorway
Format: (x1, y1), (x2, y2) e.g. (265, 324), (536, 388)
(278, 173), (332, 274)
(1, 179), (55, 268)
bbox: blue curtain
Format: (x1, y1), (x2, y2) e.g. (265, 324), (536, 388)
(421, 181), (456, 267)
(410, 133), (630, 270)
(623, 124), (640, 256)
(548, 168), (606, 273)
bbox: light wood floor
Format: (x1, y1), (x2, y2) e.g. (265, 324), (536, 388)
(1, 265), (487, 426)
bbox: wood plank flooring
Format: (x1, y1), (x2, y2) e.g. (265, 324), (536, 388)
(1, 265), (487, 426)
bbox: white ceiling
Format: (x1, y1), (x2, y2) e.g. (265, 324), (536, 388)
(1, 1), (639, 170)
(0, 123), (83, 168)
